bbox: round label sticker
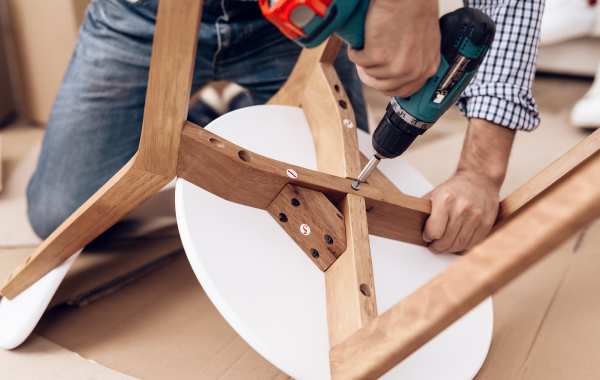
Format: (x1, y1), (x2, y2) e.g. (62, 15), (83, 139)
(300, 224), (311, 236)
(286, 168), (298, 179)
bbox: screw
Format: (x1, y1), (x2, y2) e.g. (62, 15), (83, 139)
(279, 213), (288, 223)
(324, 234), (334, 245)
(311, 249), (320, 258)
(291, 198), (301, 207)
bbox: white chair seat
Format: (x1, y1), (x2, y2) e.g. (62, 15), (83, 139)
(175, 105), (493, 379)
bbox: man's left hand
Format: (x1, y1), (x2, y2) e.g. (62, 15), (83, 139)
(422, 119), (515, 254)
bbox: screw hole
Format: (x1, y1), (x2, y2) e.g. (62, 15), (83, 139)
(238, 150), (251, 162)
(311, 249), (320, 258)
(338, 100), (348, 109)
(334, 84), (341, 93)
(359, 284), (371, 297)
(324, 234), (334, 245)
(291, 198), (301, 207)
(279, 213), (288, 223)
(208, 137), (224, 148)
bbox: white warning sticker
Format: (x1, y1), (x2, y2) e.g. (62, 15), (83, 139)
(300, 224), (311, 236)
(286, 168), (298, 179)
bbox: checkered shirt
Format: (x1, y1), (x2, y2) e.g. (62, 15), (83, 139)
(459, 0), (545, 131)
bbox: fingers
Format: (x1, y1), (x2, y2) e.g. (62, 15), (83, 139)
(423, 193), (450, 245)
(425, 195), (490, 254)
(466, 215), (496, 249)
(355, 58), (439, 97)
(357, 67), (430, 98)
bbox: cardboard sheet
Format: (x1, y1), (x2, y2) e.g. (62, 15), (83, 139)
(36, 253), (290, 380)
(0, 144), (39, 246)
(0, 335), (134, 379)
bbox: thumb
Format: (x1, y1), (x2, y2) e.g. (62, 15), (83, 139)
(423, 198), (449, 244)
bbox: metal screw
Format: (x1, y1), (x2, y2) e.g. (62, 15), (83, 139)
(324, 234), (334, 245)
(279, 213), (288, 223)
(343, 119), (354, 129)
(291, 198), (301, 207)
(311, 249), (320, 258)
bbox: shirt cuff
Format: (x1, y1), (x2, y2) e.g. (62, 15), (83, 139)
(457, 92), (541, 131)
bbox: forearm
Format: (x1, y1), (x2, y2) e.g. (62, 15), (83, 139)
(457, 118), (515, 189)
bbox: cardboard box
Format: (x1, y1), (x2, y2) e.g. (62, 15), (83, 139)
(5, 0), (89, 125)
(0, 13), (15, 127)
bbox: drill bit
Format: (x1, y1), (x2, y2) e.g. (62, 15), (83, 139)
(351, 154), (381, 190)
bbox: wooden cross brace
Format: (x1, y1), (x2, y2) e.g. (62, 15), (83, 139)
(3, 1), (600, 378)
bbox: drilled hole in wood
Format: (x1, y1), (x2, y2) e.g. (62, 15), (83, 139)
(359, 284), (371, 297)
(324, 234), (334, 245)
(334, 84), (341, 93)
(279, 213), (288, 223)
(338, 100), (348, 109)
(311, 249), (320, 258)
(208, 137), (224, 148)
(238, 150), (251, 162)
(291, 198), (301, 207)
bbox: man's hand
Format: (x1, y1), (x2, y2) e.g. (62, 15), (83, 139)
(423, 119), (515, 254)
(348, 0), (440, 97)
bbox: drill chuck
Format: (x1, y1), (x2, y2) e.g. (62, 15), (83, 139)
(372, 100), (430, 159)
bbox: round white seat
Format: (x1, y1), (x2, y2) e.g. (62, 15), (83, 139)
(175, 105), (493, 380)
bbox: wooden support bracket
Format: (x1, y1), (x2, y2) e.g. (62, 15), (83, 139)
(268, 184), (346, 271)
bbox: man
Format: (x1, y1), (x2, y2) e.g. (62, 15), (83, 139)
(27, 0), (543, 254)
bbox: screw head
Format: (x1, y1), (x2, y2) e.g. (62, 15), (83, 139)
(311, 249), (320, 258)
(324, 234), (334, 245)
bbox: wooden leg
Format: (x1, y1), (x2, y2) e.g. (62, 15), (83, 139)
(1, 0), (203, 299)
(330, 151), (600, 379)
(0, 160), (170, 298)
(291, 39), (379, 355)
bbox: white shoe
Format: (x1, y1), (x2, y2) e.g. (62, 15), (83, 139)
(571, 64), (600, 128)
(541, 0), (597, 46)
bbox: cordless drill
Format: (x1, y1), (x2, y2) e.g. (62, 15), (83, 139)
(260, 1), (496, 189)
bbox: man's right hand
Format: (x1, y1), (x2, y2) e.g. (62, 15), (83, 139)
(348, 0), (441, 97)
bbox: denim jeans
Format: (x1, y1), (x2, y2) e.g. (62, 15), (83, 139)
(26, 0), (367, 238)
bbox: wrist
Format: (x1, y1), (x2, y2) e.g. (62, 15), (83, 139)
(456, 119), (515, 190)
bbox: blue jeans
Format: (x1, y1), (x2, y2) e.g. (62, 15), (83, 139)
(27, 0), (367, 239)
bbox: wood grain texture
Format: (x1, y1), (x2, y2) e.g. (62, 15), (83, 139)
(286, 46), (378, 352)
(499, 129), (600, 220)
(1, 159), (171, 298)
(1, 0), (203, 298)
(267, 38), (341, 107)
(302, 64), (361, 177)
(268, 184), (346, 271)
(134, 0), (203, 176)
(330, 151), (600, 380)
(177, 122), (431, 240)
(326, 194), (377, 347)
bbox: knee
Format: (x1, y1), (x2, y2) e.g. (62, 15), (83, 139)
(26, 180), (79, 239)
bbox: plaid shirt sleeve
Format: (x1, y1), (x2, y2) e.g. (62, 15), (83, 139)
(458, 0), (545, 131)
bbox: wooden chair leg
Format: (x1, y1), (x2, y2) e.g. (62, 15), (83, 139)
(1, 0), (203, 299)
(0, 160), (170, 298)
